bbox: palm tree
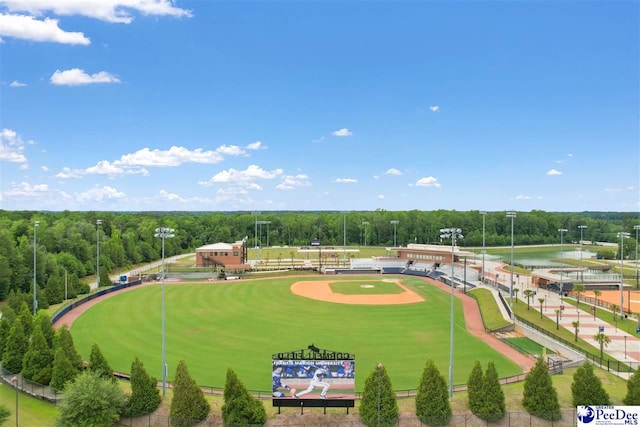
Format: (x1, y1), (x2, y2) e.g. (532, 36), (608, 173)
(593, 289), (601, 320)
(610, 304), (619, 321)
(573, 283), (585, 306)
(572, 320), (579, 342)
(555, 309), (561, 330)
(513, 288), (519, 304)
(538, 298), (545, 319)
(594, 332), (611, 361)
(524, 289), (534, 310)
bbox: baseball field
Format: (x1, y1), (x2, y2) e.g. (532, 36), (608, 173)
(68, 275), (524, 392)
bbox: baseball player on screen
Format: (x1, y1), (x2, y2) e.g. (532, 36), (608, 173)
(294, 365), (330, 399)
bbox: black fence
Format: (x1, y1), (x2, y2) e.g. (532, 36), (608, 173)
(515, 315), (637, 373)
(51, 279), (144, 324)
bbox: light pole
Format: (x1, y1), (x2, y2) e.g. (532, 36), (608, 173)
(558, 228), (568, 298)
(341, 211), (349, 265)
(154, 227), (175, 397)
(96, 219), (102, 287)
(634, 225), (640, 290)
(377, 363), (382, 427)
(440, 227), (463, 400)
(256, 220), (270, 260)
(252, 211), (260, 257)
(619, 231), (630, 317)
(11, 376), (17, 427)
(33, 220), (39, 314)
(390, 220), (399, 247)
(507, 211), (516, 319)
(363, 221), (369, 247)
(480, 211), (487, 282)
(578, 225), (587, 283)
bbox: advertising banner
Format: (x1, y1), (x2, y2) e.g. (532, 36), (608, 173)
(577, 406), (640, 426)
(272, 359), (355, 401)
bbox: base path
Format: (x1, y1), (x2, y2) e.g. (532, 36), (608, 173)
(290, 279), (424, 305)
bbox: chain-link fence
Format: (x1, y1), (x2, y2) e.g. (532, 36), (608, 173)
(0, 366), (63, 403)
(118, 408), (580, 427)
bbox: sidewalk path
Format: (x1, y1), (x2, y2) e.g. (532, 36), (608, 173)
(482, 260), (640, 368)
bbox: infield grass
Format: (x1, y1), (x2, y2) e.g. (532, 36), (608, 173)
(70, 275), (522, 392)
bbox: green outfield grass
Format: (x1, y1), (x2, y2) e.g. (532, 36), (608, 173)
(329, 280), (404, 295)
(70, 275), (522, 393)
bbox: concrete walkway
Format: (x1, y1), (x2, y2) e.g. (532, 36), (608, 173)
(479, 260), (640, 374)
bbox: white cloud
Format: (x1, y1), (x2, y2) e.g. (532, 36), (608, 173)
(246, 140), (266, 150)
(332, 128), (353, 137)
(201, 165), (283, 187)
(333, 178), (357, 183)
(1, 0), (192, 24)
(415, 176), (441, 187)
(384, 168), (402, 176)
(118, 146), (226, 167)
(216, 145), (245, 156)
(50, 68), (120, 86)
(377, 194), (385, 199)
(276, 174), (311, 190)
(2, 182), (49, 198)
(57, 145), (242, 179)
(76, 185), (126, 202)
(515, 194), (532, 200)
(547, 169), (562, 176)
(0, 128), (28, 164)
(311, 136), (325, 143)
(9, 80), (27, 87)
(0, 14), (91, 44)
(429, 105), (440, 112)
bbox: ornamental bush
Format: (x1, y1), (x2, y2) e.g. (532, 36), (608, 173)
(359, 363), (398, 427)
(415, 359), (451, 426)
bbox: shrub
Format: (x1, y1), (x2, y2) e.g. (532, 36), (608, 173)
(359, 363), (398, 427)
(522, 357), (561, 421)
(169, 360), (210, 427)
(221, 368), (266, 425)
(415, 359), (451, 426)
(127, 357), (161, 416)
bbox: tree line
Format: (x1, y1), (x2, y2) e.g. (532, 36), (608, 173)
(0, 209), (638, 302)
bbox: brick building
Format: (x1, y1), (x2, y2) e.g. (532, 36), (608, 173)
(195, 240), (249, 269)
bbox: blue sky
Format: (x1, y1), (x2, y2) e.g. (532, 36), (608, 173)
(1, 1), (638, 212)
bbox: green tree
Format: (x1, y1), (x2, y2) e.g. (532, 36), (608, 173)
(35, 311), (55, 349)
(0, 404), (9, 425)
(538, 298), (545, 319)
(522, 357), (561, 421)
(477, 361), (506, 422)
(87, 344), (115, 382)
(573, 284), (585, 305)
(16, 301), (33, 338)
(1, 321), (28, 373)
(523, 289), (534, 310)
(221, 368), (266, 425)
(466, 361), (483, 414)
(572, 321), (580, 342)
(0, 306), (16, 356)
(22, 321), (53, 385)
(169, 360), (210, 427)
(594, 333), (611, 360)
(571, 362), (610, 406)
(50, 348), (79, 391)
(415, 359), (451, 426)
(55, 370), (125, 427)
(127, 357), (161, 416)
(623, 368), (640, 405)
(359, 363), (398, 427)
(54, 326), (83, 371)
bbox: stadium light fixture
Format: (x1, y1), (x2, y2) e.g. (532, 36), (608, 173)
(507, 211), (516, 320)
(33, 221), (39, 314)
(634, 225), (640, 290)
(440, 227), (463, 400)
(390, 220), (399, 247)
(619, 231), (630, 316)
(96, 219), (102, 288)
(154, 227), (175, 397)
(479, 211), (487, 283)
(558, 228), (568, 298)
(578, 225), (587, 283)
